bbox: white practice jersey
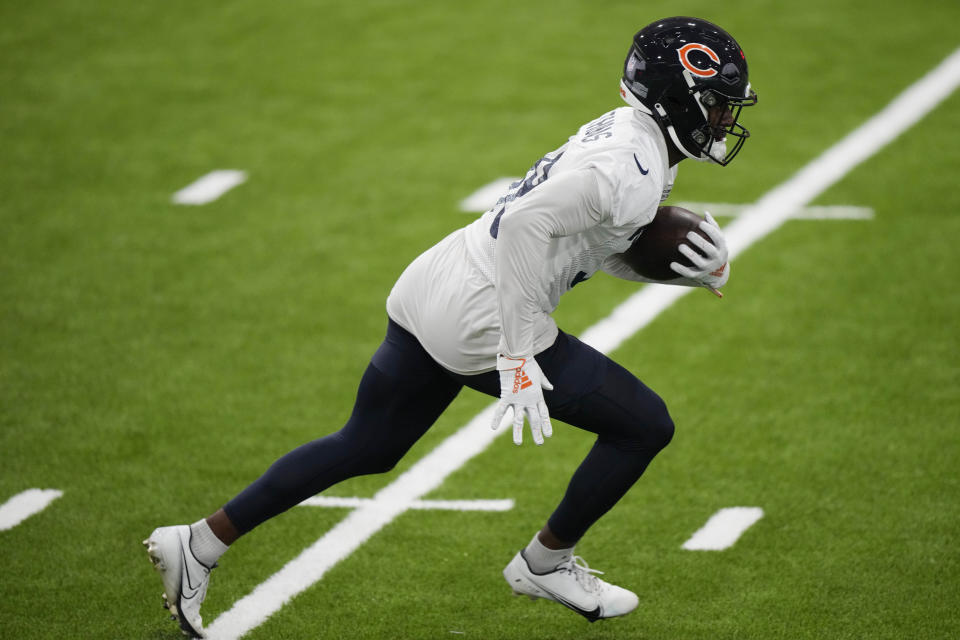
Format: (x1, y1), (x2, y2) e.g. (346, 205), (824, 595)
(387, 107), (678, 374)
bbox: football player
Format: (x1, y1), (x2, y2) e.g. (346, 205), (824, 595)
(144, 16), (756, 637)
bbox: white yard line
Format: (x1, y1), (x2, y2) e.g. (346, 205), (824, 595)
(206, 47), (960, 639)
(172, 170), (247, 205)
(682, 507), (765, 550)
(0, 489), (63, 532)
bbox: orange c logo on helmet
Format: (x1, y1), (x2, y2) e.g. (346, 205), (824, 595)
(677, 43), (720, 78)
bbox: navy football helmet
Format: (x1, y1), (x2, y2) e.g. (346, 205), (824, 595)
(619, 17), (757, 165)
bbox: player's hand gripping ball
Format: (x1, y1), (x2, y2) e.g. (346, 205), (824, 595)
(620, 206), (721, 281)
(622, 207), (729, 296)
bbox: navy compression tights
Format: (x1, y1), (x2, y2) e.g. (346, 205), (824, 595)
(224, 321), (674, 544)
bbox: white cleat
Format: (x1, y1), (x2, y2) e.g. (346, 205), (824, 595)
(503, 550), (638, 622)
(143, 525), (213, 638)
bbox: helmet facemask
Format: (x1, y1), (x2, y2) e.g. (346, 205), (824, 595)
(686, 77), (758, 165)
(651, 69), (757, 166)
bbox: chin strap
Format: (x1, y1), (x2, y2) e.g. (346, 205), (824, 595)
(653, 102), (711, 163)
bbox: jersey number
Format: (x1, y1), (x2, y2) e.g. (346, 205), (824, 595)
(489, 149), (565, 239)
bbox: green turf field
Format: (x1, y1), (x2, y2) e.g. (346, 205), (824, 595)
(2, 1), (959, 638)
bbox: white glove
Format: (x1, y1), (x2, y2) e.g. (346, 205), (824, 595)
(491, 355), (554, 446)
(670, 211), (730, 292)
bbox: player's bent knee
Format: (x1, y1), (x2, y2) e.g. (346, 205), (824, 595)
(631, 394), (674, 453)
(604, 393), (674, 454)
(647, 398), (675, 452)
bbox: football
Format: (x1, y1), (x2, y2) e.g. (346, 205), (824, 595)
(619, 206), (710, 280)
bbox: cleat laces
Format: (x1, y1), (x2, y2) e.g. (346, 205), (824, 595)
(560, 556), (605, 594)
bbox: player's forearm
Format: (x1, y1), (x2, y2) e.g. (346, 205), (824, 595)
(601, 254), (658, 283)
(493, 169), (606, 357)
(602, 253), (730, 288)
(495, 212), (553, 357)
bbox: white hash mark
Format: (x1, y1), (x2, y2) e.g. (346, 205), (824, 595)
(0, 489), (64, 531)
(682, 507), (764, 551)
(172, 170), (247, 205)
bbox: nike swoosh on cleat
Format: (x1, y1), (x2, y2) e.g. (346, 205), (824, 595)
(175, 551), (205, 637)
(633, 154), (649, 175)
(179, 546), (203, 600)
(538, 587), (602, 622)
